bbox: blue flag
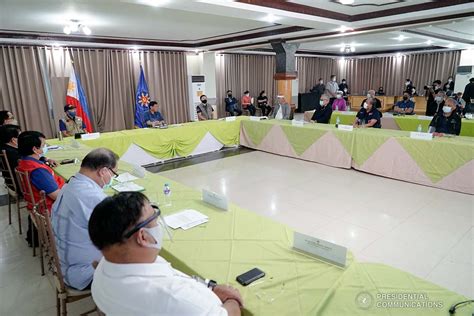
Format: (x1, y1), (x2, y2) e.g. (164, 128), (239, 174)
(134, 66), (150, 128)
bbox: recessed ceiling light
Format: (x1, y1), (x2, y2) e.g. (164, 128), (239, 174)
(447, 43), (454, 48)
(339, 0), (355, 4)
(63, 26), (71, 35)
(82, 26), (91, 35)
(426, 40), (433, 45)
(263, 14), (279, 23)
(396, 53), (402, 57)
(395, 35), (408, 41)
(52, 43), (61, 47)
(338, 25), (353, 33)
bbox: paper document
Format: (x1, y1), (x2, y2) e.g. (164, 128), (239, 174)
(112, 182), (145, 192)
(115, 172), (139, 183)
(164, 209), (208, 230)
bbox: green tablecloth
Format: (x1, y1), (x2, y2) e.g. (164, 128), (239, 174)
(49, 119), (242, 159)
(328, 112), (474, 137)
(241, 120), (474, 194)
(46, 144), (470, 316)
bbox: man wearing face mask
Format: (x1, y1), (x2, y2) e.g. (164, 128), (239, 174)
(224, 90), (242, 116)
(51, 148), (119, 291)
(89, 192), (243, 316)
(310, 78), (325, 95)
(404, 79), (414, 94)
(196, 95), (214, 121)
(394, 92), (415, 115)
(426, 80), (442, 116)
(325, 75), (339, 106)
(443, 76), (455, 96)
(311, 94), (333, 123)
(353, 98), (381, 128)
(59, 104), (86, 137)
(0, 124), (22, 191)
(17, 131), (65, 246)
(428, 98), (461, 135)
(339, 79), (349, 99)
(360, 90), (382, 110)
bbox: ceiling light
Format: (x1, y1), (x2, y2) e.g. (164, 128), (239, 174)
(339, 0), (355, 4)
(82, 25), (91, 35)
(338, 25), (353, 33)
(52, 43), (61, 47)
(263, 14), (279, 23)
(396, 53), (402, 57)
(340, 44), (355, 54)
(395, 35), (407, 41)
(447, 43), (454, 48)
(63, 26), (71, 35)
(426, 40), (433, 45)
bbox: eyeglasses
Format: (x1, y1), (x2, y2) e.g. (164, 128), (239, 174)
(123, 205), (161, 239)
(108, 167), (119, 178)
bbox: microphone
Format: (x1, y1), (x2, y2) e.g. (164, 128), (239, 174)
(449, 300), (473, 315)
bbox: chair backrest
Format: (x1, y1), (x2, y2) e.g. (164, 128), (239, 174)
(0, 149), (18, 194)
(33, 191), (67, 293)
(15, 167), (36, 209)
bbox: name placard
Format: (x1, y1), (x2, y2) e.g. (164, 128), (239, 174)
(81, 132), (100, 140)
(202, 189), (228, 211)
(293, 232), (347, 267)
(292, 120), (304, 127)
(410, 132), (433, 141)
(225, 116), (236, 122)
(338, 124), (354, 132)
(250, 116), (262, 121)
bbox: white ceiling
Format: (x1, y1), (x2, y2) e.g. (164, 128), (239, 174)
(0, 0), (472, 54)
(289, 0), (430, 15)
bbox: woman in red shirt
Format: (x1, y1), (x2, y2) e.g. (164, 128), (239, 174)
(241, 91), (256, 116)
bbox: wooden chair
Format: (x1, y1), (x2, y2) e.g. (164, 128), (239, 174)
(0, 150), (26, 234)
(15, 168), (41, 260)
(33, 191), (96, 316)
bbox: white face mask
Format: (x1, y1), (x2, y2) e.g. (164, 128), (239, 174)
(101, 169), (114, 189)
(363, 103), (368, 109)
(336, 95), (342, 99)
(332, 78), (336, 82)
(367, 94), (371, 98)
(405, 82), (410, 86)
(144, 223), (164, 250)
(319, 100), (325, 106)
(442, 106), (452, 114)
(435, 96), (443, 102)
(448, 79), (452, 82)
(319, 80), (323, 84)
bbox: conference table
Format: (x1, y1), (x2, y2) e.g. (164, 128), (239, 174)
(303, 110), (474, 137)
(45, 142), (470, 316)
(240, 119), (474, 195)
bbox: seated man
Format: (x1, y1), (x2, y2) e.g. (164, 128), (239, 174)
(332, 91), (347, 111)
(143, 101), (165, 127)
(89, 192), (243, 316)
(353, 98), (382, 128)
(257, 90), (272, 116)
(394, 92), (415, 115)
(429, 98), (461, 135)
(0, 110), (18, 126)
(59, 104), (86, 137)
(17, 131), (63, 209)
(271, 95), (291, 120)
(51, 148), (119, 290)
(375, 87), (385, 96)
(225, 90), (242, 116)
(0, 124), (21, 190)
(311, 94), (333, 123)
(196, 95), (214, 121)
(360, 90), (382, 109)
(241, 91), (256, 116)
(17, 131), (64, 246)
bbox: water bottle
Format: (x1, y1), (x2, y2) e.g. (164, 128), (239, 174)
(346, 104), (350, 112)
(417, 124), (422, 132)
(163, 183), (172, 206)
(335, 116), (340, 128)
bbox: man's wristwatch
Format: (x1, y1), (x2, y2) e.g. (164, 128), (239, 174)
(206, 279), (217, 290)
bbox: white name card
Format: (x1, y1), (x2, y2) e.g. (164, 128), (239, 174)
(410, 132), (433, 141)
(225, 116), (236, 122)
(202, 189), (228, 211)
(250, 116), (261, 121)
(293, 232), (347, 267)
(337, 124), (353, 132)
(292, 119), (304, 127)
(417, 115), (433, 121)
(81, 132), (100, 140)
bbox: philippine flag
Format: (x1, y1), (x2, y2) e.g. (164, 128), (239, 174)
(66, 68), (93, 132)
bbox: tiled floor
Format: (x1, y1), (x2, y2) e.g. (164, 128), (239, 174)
(0, 150), (472, 315)
(159, 151), (473, 298)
